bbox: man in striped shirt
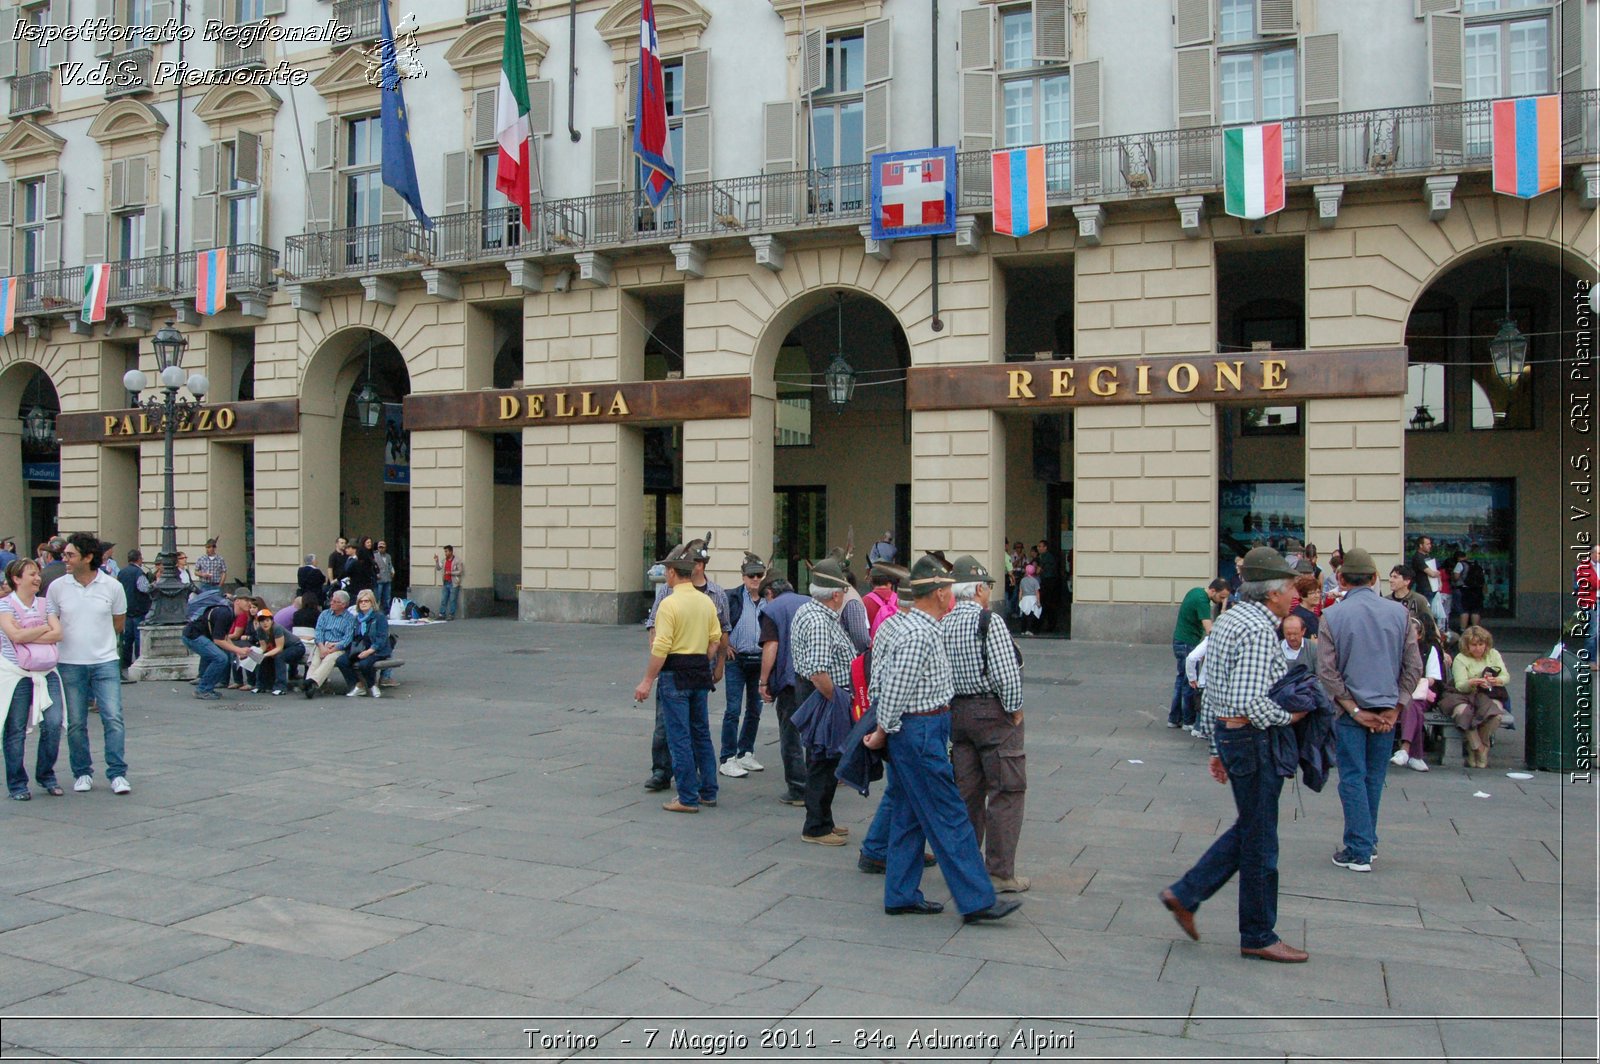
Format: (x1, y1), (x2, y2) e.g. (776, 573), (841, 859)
(864, 555), (1020, 924)
(789, 558), (857, 845)
(195, 538), (227, 592)
(1160, 546), (1309, 963)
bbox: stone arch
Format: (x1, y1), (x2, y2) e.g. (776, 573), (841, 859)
(596, 0), (711, 56)
(1406, 235), (1598, 321)
(0, 350), (61, 419)
(445, 20), (550, 78)
(86, 99), (168, 145)
(296, 297), (459, 414)
(192, 84), (282, 126)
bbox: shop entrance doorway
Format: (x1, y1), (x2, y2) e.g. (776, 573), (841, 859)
(774, 486), (827, 588)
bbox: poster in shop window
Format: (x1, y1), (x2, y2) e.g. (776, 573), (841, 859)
(383, 402), (409, 486)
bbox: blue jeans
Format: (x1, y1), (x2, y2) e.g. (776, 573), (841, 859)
(1334, 714), (1392, 861)
(720, 657), (763, 762)
(376, 581), (392, 611)
(183, 633), (232, 694)
(884, 713), (996, 915)
(5, 672), (64, 795)
(658, 671), (717, 807)
(1169, 723), (1284, 949)
(860, 764), (899, 862)
(60, 660), (127, 781)
(440, 582), (459, 619)
(1169, 641), (1196, 726)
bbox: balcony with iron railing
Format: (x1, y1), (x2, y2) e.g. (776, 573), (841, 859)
(8, 70), (50, 118)
(466, 0), (531, 17)
(331, 0), (382, 44)
(104, 48), (154, 98)
(281, 90), (1598, 285)
(10, 245), (278, 320)
(218, 34), (266, 70)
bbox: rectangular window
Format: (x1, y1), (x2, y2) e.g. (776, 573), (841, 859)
(1219, 0), (1255, 44)
(227, 194), (258, 245)
(117, 212), (144, 259)
(811, 38), (868, 213)
(1219, 480), (1306, 572)
(342, 115), (382, 263)
(1404, 479), (1516, 616)
(822, 31), (864, 93)
(631, 58), (686, 229)
(1463, 10), (1552, 101)
(1220, 46), (1298, 168)
(478, 151), (523, 250)
(774, 345), (813, 447)
(1001, 7), (1033, 70)
(19, 177), (44, 275)
(997, 4), (1070, 191)
(20, 8), (46, 75)
(234, 0), (264, 20)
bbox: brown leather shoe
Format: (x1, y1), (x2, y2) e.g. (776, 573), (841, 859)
(661, 800), (699, 813)
(1240, 940), (1309, 963)
(830, 826), (850, 836)
(801, 832), (845, 846)
(1160, 889), (1199, 941)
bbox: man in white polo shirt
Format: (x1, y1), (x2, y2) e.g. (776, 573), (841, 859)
(47, 532), (130, 795)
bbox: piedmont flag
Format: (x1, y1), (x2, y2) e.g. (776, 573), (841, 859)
(1223, 122), (1285, 220)
(196, 247), (228, 316)
(1492, 94), (1561, 199)
(494, 0), (533, 230)
(634, 0), (675, 206)
(0, 277), (16, 337)
(81, 263), (111, 324)
(870, 147), (957, 240)
(992, 146), (1046, 238)
(377, 0), (431, 229)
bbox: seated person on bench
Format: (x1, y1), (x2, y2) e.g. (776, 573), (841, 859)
(339, 589), (392, 699)
(246, 608), (306, 696)
(1440, 625), (1506, 769)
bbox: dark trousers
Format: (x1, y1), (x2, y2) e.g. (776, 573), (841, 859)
(1041, 577), (1062, 631)
(802, 754), (840, 837)
(1168, 724), (1284, 949)
(255, 640), (306, 692)
(773, 686), (807, 800)
(951, 694), (1026, 879)
(1169, 641), (1197, 726)
(651, 694), (672, 780)
(120, 613), (145, 670)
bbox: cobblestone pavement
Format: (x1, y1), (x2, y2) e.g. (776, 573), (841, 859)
(0, 620), (1593, 1062)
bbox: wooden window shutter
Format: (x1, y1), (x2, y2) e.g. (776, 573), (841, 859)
(40, 219), (60, 272)
(801, 28), (825, 96)
(762, 100), (800, 223)
(109, 160), (128, 211)
(1427, 13), (1463, 159)
(314, 118), (336, 169)
(959, 70), (997, 152)
(863, 18), (892, 83)
(380, 185), (405, 224)
(1560, 0), (1585, 149)
(1174, 46), (1215, 180)
(1070, 59), (1102, 196)
(592, 124), (624, 196)
(959, 6), (995, 71)
(0, 182), (12, 228)
(0, 12), (16, 80)
(863, 82), (890, 158)
(473, 88), (499, 148)
(43, 171), (62, 219)
(306, 172), (334, 231)
(142, 205), (163, 257)
(263, 0), (286, 15)
(84, 213), (108, 263)
(45, 0), (67, 65)
(126, 156), (150, 207)
(150, 1), (173, 29)
(442, 152), (469, 214)
(1300, 33), (1341, 171)
(95, 0), (115, 57)
(1256, 0), (1297, 37)
(0, 184), (12, 275)
(626, 60), (639, 122)
(681, 110), (712, 186)
(198, 143), (219, 197)
(1173, 0), (1213, 48)
(191, 195), (217, 249)
(1413, 0), (1459, 17)
(528, 79), (555, 136)
(1034, 0), (1069, 63)
(235, 131), (260, 185)
(681, 49), (710, 111)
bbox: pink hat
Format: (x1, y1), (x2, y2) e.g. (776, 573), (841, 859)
(1025, 564), (1037, 576)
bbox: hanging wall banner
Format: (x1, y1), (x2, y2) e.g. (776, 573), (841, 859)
(383, 402), (409, 486)
(870, 147), (957, 241)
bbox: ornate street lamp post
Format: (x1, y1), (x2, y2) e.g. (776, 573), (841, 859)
(122, 321), (209, 629)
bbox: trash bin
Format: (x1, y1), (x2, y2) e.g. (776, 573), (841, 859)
(1524, 651), (1590, 773)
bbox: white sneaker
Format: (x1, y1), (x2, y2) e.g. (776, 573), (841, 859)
(1189, 727), (1205, 739)
(346, 686), (365, 698)
(370, 686), (382, 699)
(736, 752), (764, 772)
(718, 759), (748, 778)
(73, 775), (92, 792)
(1407, 758), (1429, 772)
(1391, 749), (1410, 767)
(111, 776), (131, 795)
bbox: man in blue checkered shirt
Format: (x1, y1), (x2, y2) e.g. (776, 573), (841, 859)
(195, 538), (226, 592)
(1160, 546), (1311, 964)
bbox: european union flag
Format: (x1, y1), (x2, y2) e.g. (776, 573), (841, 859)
(379, 0), (431, 230)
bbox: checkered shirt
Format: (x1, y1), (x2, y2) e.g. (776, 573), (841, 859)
(1199, 599), (1290, 755)
(195, 552), (226, 585)
(791, 599), (856, 690)
(941, 600), (1024, 714)
(870, 606), (954, 734)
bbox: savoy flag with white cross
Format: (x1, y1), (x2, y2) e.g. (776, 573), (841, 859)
(870, 147), (958, 241)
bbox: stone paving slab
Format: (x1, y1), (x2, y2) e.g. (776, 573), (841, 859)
(0, 620), (1591, 1061)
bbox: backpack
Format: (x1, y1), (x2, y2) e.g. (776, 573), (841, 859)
(184, 601), (231, 641)
(1461, 561), (1486, 591)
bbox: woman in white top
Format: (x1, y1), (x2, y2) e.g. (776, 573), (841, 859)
(0, 559), (66, 799)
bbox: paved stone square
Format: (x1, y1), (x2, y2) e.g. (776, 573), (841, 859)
(0, 620), (1594, 1062)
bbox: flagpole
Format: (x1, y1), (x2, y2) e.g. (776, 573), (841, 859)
(929, 0), (943, 333)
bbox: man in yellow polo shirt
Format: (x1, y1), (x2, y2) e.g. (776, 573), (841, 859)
(634, 543), (724, 813)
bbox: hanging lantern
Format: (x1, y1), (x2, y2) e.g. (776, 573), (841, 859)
(1408, 404), (1436, 431)
(22, 403), (54, 448)
(1488, 248), (1528, 389)
(353, 380), (383, 428)
(824, 353), (856, 413)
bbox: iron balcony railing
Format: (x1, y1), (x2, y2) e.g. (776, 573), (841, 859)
(104, 48), (154, 98)
(466, 0), (530, 16)
(8, 71), (50, 117)
(218, 33), (266, 70)
(331, 0), (381, 44)
(285, 91), (1600, 282)
(9, 245), (278, 318)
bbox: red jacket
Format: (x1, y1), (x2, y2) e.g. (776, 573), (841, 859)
(1576, 561), (1600, 610)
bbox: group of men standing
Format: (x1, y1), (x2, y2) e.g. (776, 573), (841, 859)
(632, 541), (1025, 924)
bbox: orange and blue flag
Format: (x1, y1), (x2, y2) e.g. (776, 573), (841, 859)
(196, 247), (228, 316)
(0, 277), (15, 337)
(1492, 94), (1561, 199)
(992, 146), (1047, 238)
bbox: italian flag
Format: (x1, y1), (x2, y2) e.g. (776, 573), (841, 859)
(1223, 123), (1285, 220)
(493, 0), (533, 231)
(81, 262), (111, 324)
